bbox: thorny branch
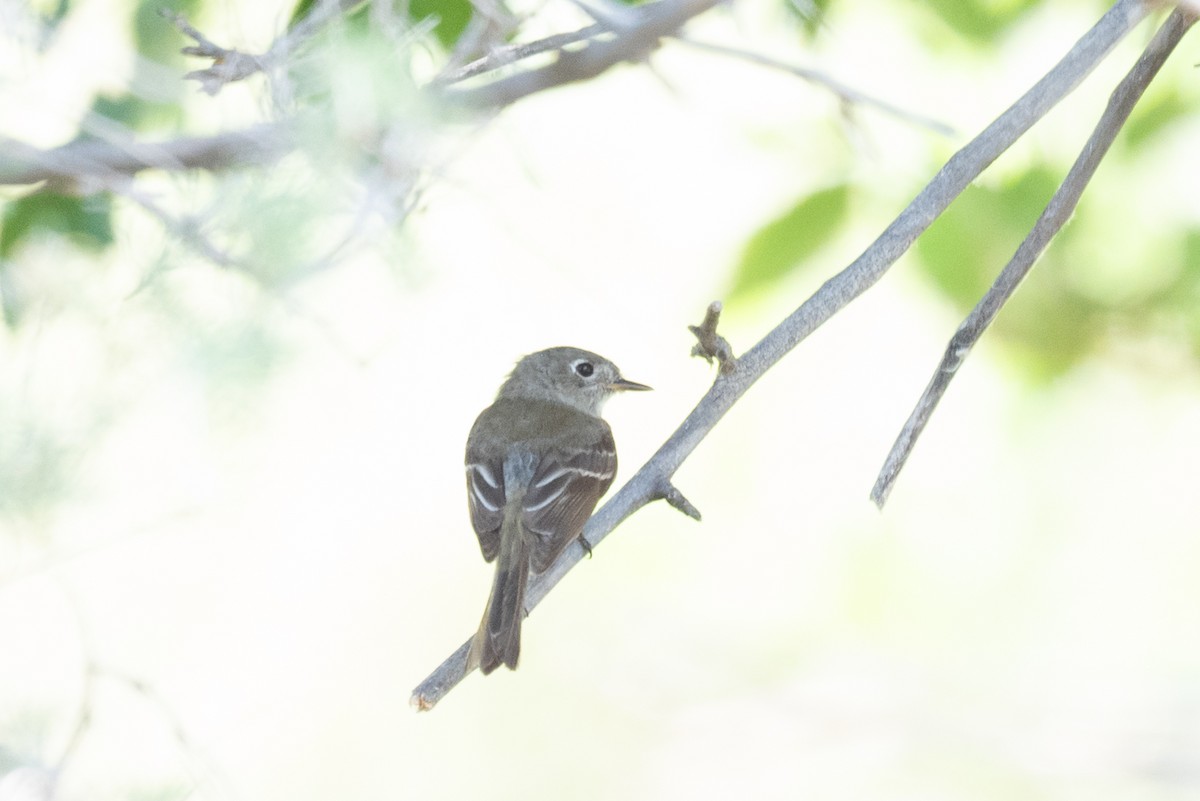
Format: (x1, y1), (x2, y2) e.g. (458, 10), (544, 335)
(410, 0), (1163, 710)
(871, 6), (1198, 507)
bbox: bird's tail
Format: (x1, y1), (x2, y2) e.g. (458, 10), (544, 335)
(470, 513), (530, 674)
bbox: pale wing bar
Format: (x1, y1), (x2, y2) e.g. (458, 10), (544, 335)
(523, 436), (617, 573)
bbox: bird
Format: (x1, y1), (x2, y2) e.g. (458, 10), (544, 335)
(464, 346), (650, 674)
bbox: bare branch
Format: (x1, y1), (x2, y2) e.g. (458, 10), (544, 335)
(871, 6), (1198, 508)
(439, 0), (725, 109)
(0, 124), (288, 186)
(439, 19), (953, 140)
(436, 2), (522, 81)
(410, 0), (1154, 711)
(113, 180), (241, 269)
(435, 23), (608, 85)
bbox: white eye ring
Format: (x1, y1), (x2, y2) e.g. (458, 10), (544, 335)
(572, 359), (595, 378)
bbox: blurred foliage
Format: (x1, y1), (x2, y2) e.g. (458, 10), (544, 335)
(290, 0), (475, 49)
(1120, 82), (1190, 150)
(29, 0), (72, 50)
(918, 0), (1043, 41)
(0, 193), (113, 261)
(728, 184), (850, 302)
(728, 0), (1199, 379)
(0, 419), (77, 523)
(1, 193), (113, 326)
(784, 0), (834, 36)
(129, 0), (203, 125)
(916, 168), (1060, 311)
(135, 0), (201, 64)
(1, 0), (1197, 374)
(407, 0), (474, 49)
(910, 159), (1200, 377)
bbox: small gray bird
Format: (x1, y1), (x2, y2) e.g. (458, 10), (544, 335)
(464, 347), (650, 674)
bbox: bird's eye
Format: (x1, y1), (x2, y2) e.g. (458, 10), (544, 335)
(574, 360), (595, 378)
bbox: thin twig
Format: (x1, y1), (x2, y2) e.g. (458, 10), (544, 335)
(439, 16), (955, 143)
(439, 0), (723, 109)
(870, 6), (1197, 508)
(435, 23), (608, 84)
(677, 37), (955, 136)
(114, 180), (241, 268)
(410, 0), (1153, 710)
(569, 0), (642, 30)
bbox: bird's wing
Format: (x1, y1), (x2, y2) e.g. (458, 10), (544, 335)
(523, 426), (617, 573)
(465, 456), (506, 562)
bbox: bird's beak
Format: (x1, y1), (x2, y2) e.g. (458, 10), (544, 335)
(609, 377), (652, 392)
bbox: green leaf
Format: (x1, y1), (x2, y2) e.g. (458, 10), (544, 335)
(290, 0), (485, 54)
(33, 0), (72, 40)
(288, 0), (318, 27)
(408, 0), (474, 50)
(134, 0), (203, 64)
(90, 92), (180, 133)
(729, 184), (850, 301)
(0, 192), (114, 259)
(916, 167), (1059, 309)
(1167, 228), (1200, 357)
(288, 0), (373, 33)
(783, 0), (833, 37)
(126, 0), (203, 124)
(0, 192), (113, 328)
(1123, 85), (1189, 149)
(915, 166), (1111, 379)
(921, 0), (1037, 42)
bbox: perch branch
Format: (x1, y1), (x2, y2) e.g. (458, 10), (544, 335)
(870, 6), (1197, 508)
(410, 0), (1153, 710)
